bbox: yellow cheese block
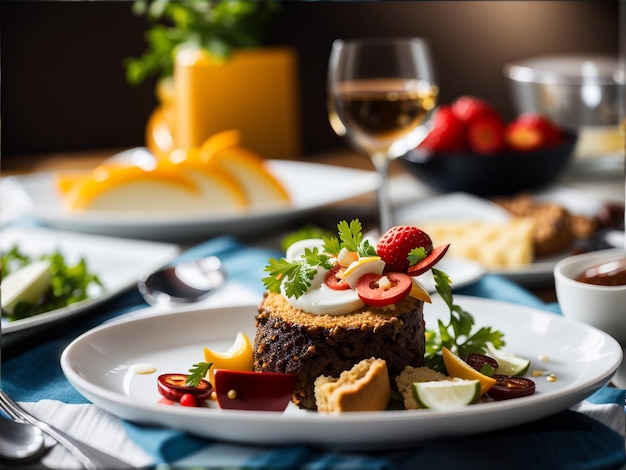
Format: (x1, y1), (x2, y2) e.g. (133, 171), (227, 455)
(419, 219), (535, 269)
(173, 47), (301, 159)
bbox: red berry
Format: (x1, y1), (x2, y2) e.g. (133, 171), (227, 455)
(418, 105), (466, 152)
(179, 393), (198, 407)
(451, 95), (502, 125)
(466, 115), (507, 155)
(376, 226), (433, 273)
(505, 113), (562, 151)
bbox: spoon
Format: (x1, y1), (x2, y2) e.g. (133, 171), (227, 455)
(0, 413), (47, 464)
(138, 256), (226, 307)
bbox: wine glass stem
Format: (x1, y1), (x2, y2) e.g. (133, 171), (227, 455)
(372, 153), (393, 233)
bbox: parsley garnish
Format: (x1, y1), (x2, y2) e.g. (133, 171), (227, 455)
(185, 361), (212, 387)
(407, 246), (428, 266)
(424, 268), (505, 372)
(263, 247), (332, 299)
(263, 220), (374, 298)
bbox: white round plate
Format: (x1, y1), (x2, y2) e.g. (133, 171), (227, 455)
(60, 295), (621, 451)
(3, 160), (379, 241)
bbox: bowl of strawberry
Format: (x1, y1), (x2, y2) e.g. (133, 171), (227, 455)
(401, 96), (578, 197)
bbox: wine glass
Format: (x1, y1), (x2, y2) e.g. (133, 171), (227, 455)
(327, 37), (438, 232)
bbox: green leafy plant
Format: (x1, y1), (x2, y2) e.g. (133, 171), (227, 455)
(124, 0), (279, 86)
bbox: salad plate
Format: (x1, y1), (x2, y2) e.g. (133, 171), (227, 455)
(1, 226), (180, 337)
(60, 295), (621, 450)
(2, 160), (379, 241)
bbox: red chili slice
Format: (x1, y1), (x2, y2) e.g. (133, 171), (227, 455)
(157, 373), (213, 403)
(214, 369), (298, 412)
(324, 265), (350, 290)
(407, 244), (450, 277)
(487, 374), (536, 401)
(356, 272), (412, 307)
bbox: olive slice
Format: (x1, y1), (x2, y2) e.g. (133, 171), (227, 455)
(464, 353), (498, 376)
(487, 374), (536, 401)
(157, 373), (213, 403)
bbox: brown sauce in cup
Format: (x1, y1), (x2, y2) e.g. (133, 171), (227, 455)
(575, 258), (626, 286)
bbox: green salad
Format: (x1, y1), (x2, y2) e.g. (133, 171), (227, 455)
(1, 246), (103, 321)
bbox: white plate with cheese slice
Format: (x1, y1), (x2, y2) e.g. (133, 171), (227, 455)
(395, 191), (605, 285)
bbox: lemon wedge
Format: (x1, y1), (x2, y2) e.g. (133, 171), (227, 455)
(199, 138), (290, 207)
(413, 379), (480, 410)
(203, 332), (254, 387)
(146, 105), (176, 160)
(409, 278), (432, 303)
(441, 347), (496, 396)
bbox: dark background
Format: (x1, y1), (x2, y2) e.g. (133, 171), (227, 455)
(1, 1), (620, 162)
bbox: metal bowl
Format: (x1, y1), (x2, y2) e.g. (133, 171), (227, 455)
(503, 54), (621, 128)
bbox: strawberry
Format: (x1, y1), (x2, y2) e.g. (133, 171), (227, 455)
(376, 225), (433, 273)
(417, 105), (465, 152)
(466, 115), (507, 155)
(451, 95), (502, 125)
(505, 113), (563, 151)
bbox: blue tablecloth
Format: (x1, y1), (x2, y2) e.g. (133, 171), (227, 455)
(2, 236), (625, 469)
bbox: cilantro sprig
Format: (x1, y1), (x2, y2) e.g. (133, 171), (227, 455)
(263, 220), (375, 298)
(185, 361), (212, 387)
(424, 268), (505, 372)
(263, 247), (332, 299)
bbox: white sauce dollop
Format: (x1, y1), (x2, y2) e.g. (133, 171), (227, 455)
(282, 239), (367, 315)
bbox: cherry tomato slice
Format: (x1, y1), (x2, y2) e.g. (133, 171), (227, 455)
(324, 265), (350, 290)
(407, 244), (450, 277)
(487, 374), (536, 401)
(214, 369), (298, 411)
(465, 353), (498, 376)
(157, 373), (213, 403)
(356, 272), (412, 307)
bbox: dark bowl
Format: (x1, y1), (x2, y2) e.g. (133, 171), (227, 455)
(400, 131), (578, 197)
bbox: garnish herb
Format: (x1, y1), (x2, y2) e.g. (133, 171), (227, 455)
(263, 220), (375, 298)
(407, 247), (428, 266)
(263, 248), (332, 299)
(424, 268), (505, 372)
(186, 361), (213, 387)
(1, 246), (103, 321)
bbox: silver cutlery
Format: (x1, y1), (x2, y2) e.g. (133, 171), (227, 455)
(0, 412), (47, 464)
(138, 255), (226, 307)
(0, 390), (137, 469)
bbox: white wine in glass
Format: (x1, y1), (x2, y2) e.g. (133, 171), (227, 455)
(328, 38), (438, 232)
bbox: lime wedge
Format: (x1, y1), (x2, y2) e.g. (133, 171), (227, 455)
(412, 379), (480, 410)
(486, 343), (530, 376)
